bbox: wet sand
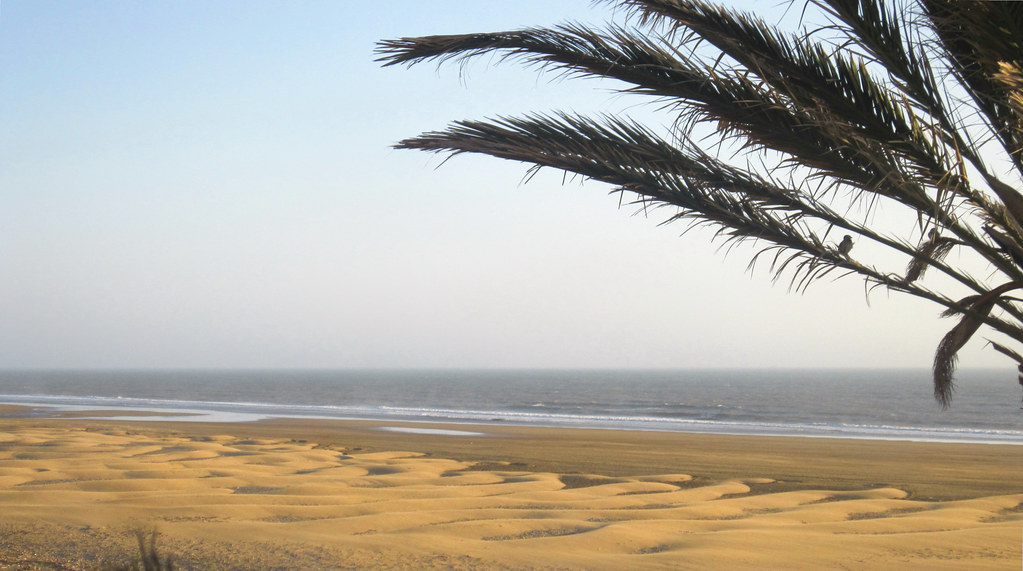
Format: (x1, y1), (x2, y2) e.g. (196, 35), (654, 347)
(0, 408), (1019, 569)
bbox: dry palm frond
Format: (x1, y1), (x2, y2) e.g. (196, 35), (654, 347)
(924, 1), (1023, 159)
(923, 0), (1023, 228)
(995, 62), (1023, 132)
(934, 281), (1023, 407)
(903, 229), (959, 284)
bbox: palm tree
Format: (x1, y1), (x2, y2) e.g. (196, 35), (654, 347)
(377, 0), (1023, 407)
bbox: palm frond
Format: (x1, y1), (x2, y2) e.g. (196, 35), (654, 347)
(398, 112), (992, 306)
(934, 281), (1023, 407)
(987, 340), (1023, 397)
(902, 230), (959, 284)
(995, 62), (1023, 123)
(811, 0), (946, 118)
(382, 0), (1023, 406)
(381, 25), (927, 210)
(618, 0), (965, 204)
(379, 18), (1023, 279)
(924, 1), (1023, 165)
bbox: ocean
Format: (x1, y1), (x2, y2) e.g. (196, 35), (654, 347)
(1, 369), (1020, 444)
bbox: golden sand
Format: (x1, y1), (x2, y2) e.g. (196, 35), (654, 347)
(0, 412), (1019, 569)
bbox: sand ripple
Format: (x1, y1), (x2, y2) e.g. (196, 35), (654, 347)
(0, 426), (1019, 570)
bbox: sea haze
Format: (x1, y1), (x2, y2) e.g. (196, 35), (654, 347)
(0, 369), (1020, 444)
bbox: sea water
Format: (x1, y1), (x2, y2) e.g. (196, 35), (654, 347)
(0, 369), (1020, 444)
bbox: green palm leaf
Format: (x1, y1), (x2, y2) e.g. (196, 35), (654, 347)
(380, 0), (1023, 406)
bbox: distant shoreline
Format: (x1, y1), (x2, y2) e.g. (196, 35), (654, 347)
(2, 399), (1021, 446)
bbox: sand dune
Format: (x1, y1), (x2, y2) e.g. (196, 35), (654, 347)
(0, 421), (1020, 569)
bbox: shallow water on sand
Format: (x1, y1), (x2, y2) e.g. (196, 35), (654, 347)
(0, 368), (1020, 443)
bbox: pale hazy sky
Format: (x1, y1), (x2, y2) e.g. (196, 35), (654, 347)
(0, 1), (1005, 370)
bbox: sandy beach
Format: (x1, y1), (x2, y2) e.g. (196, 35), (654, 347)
(0, 407), (1020, 569)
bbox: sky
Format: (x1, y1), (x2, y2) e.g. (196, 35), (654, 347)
(0, 1), (1008, 370)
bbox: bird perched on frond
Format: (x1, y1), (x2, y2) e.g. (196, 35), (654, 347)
(837, 235), (853, 259)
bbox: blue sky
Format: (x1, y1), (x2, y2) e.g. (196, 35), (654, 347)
(0, 1), (1003, 370)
